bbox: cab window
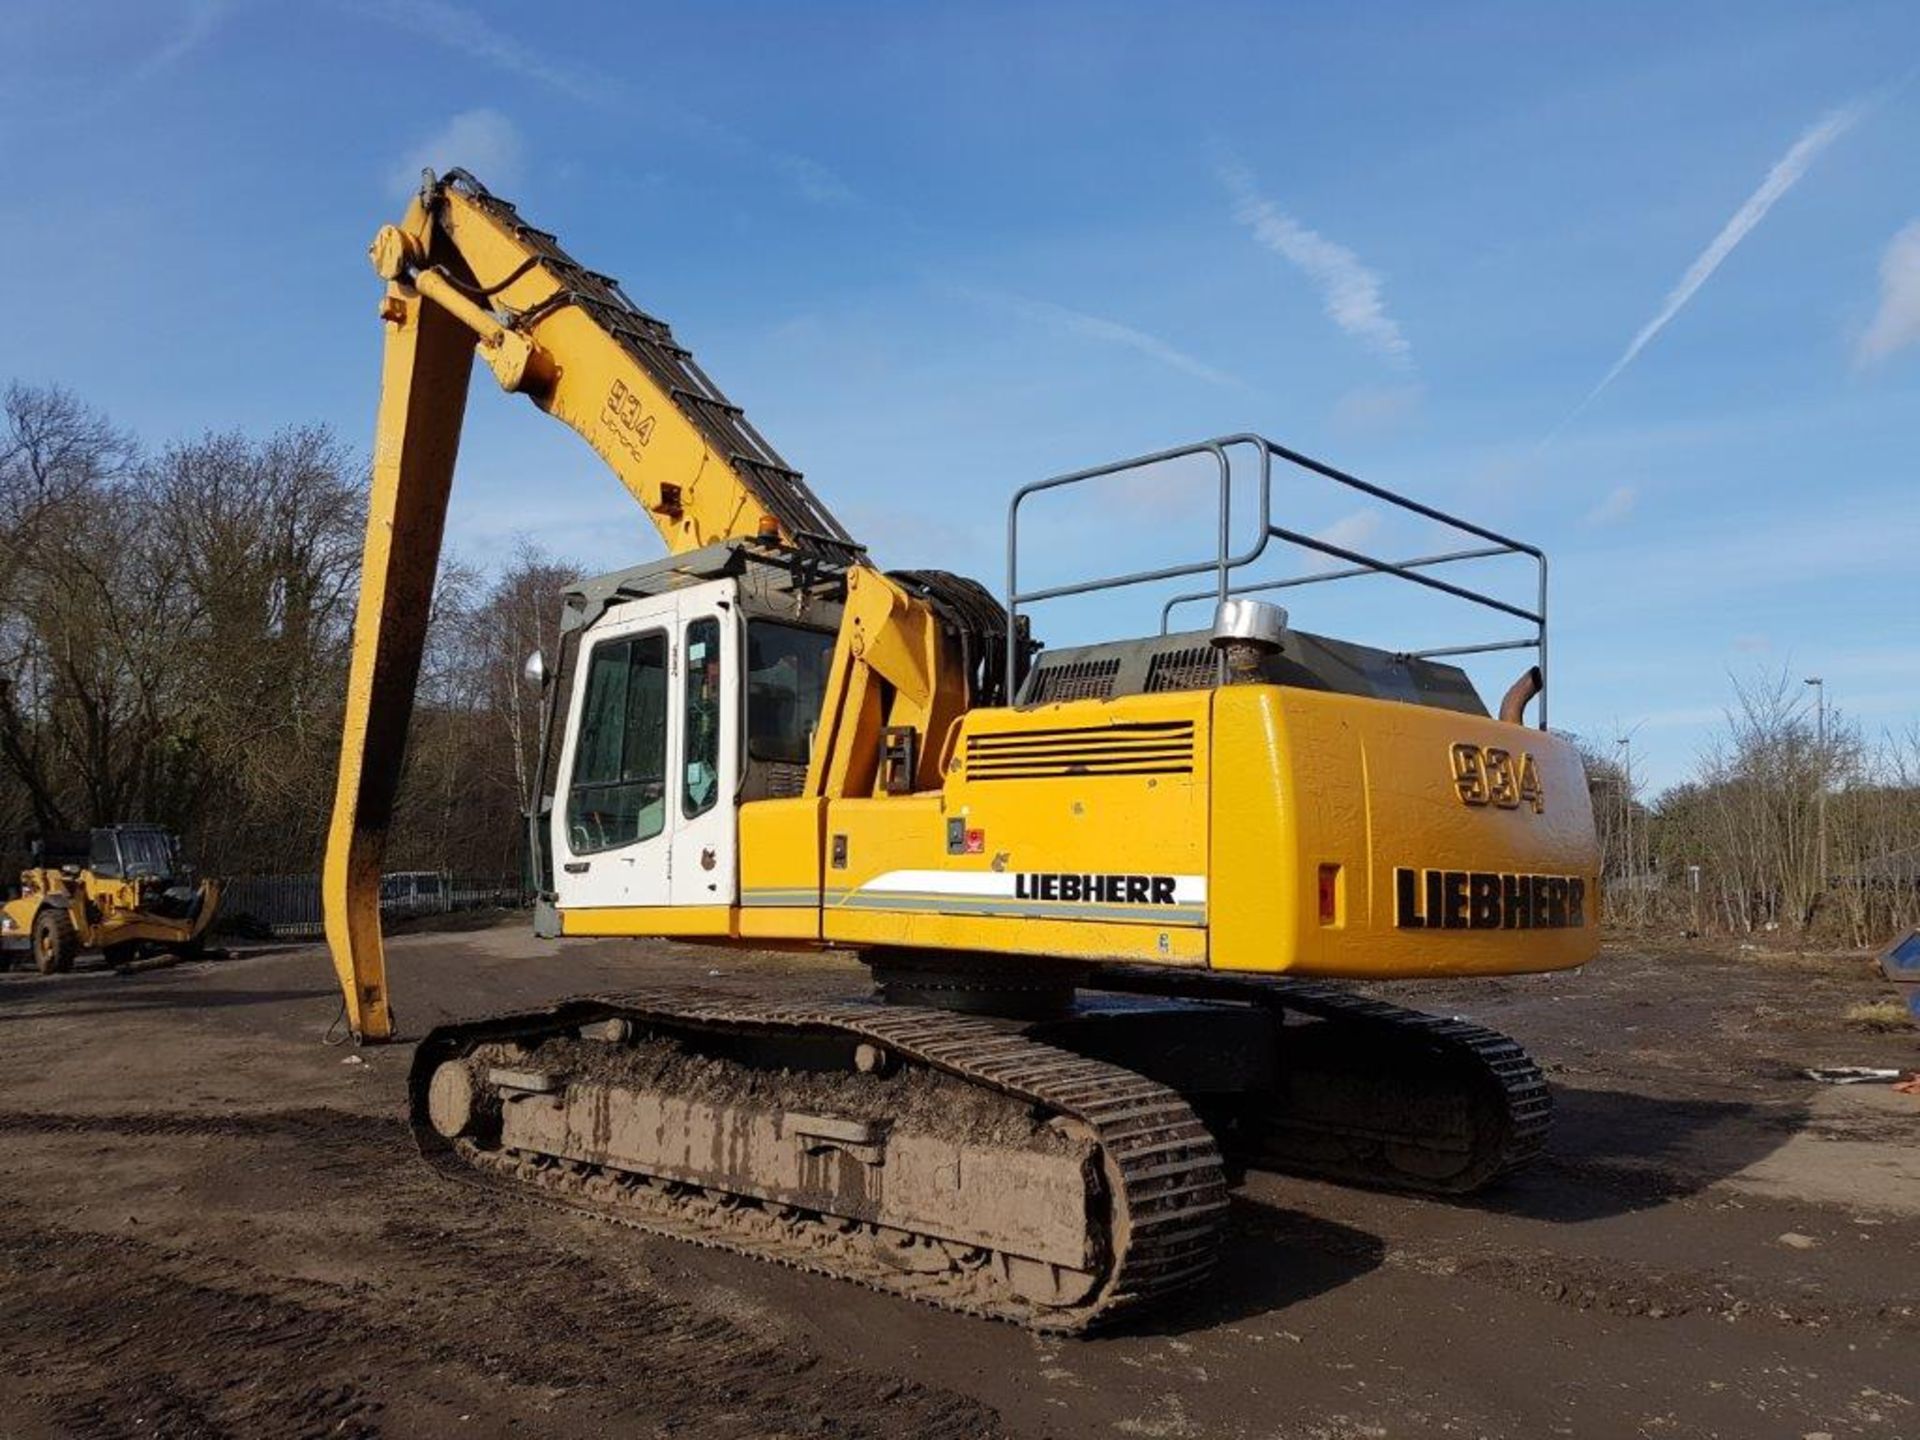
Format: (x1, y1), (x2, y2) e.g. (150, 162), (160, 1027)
(746, 621), (835, 765)
(88, 831), (123, 879)
(682, 617), (722, 818)
(567, 631), (669, 854)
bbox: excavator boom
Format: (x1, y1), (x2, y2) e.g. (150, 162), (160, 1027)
(326, 171), (882, 1038)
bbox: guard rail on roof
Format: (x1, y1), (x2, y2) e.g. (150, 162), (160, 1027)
(1003, 434), (1550, 727)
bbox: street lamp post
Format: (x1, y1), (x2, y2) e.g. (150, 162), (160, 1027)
(1616, 734), (1635, 924)
(1805, 676), (1826, 896)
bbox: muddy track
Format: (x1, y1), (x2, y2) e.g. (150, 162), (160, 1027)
(0, 1106), (395, 1146)
(0, 1201), (1008, 1439)
(376, 1209), (1004, 1433)
(0, 1215), (391, 1440)
(412, 991), (1229, 1331)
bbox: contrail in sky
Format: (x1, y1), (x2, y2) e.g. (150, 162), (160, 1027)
(1219, 161), (1412, 368)
(956, 286), (1248, 391)
(1546, 103), (1863, 444)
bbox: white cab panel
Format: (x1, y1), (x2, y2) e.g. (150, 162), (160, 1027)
(550, 578), (740, 913)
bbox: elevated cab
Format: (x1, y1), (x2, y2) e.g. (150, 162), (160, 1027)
(542, 545), (842, 936)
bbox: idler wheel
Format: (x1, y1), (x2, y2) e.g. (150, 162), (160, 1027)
(427, 1060), (480, 1139)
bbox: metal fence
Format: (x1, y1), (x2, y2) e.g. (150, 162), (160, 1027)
(216, 873), (531, 939)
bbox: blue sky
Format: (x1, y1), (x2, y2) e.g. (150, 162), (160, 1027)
(3, 1), (1916, 791)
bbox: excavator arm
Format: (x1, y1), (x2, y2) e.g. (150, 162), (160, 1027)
(325, 171), (966, 1040)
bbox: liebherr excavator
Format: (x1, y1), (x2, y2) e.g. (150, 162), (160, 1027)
(325, 170), (1599, 1331)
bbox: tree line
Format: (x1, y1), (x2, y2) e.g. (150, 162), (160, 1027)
(1578, 674), (1920, 948)
(0, 382), (566, 882)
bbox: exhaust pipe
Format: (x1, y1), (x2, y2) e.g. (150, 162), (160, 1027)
(1499, 665), (1543, 725)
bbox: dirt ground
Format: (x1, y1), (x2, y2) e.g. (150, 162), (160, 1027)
(1, 925), (1915, 1440)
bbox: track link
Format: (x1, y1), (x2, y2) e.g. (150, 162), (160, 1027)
(1087, 966), (1551, 1194)
(409, 989), (1228, 1332)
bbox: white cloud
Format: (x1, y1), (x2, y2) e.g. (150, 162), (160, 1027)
(1307, 507), (1384, 567)
(391, 110), (525, 198)
(959, 286), (1246, 390)
(1554, 104), (1863, 436)
(1574, 503), (1920, 616)
(361, 0), (852, 205)
(1330, 383), (1424, 436)
(1583, 484), (1637, 527)
(360, 0), (616, 107)
(1857, 219), (1920, 365)
(1220, 162), (1411, 367)
(772, 154), (854, 206)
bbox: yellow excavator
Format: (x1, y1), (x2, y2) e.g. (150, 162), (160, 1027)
(325, 170), (1599, 1331)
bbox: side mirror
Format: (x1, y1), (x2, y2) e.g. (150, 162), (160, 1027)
(523, 649), (547, 688)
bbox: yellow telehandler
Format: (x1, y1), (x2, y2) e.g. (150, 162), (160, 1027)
(2, 826), (221, 973)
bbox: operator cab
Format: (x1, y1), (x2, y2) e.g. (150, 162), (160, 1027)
(87, 825), (189, 884)
(531, 543), (845, 926)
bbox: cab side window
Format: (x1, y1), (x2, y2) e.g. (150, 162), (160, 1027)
(567, 631), (669, 854)
(88, 831), (122, 879)
(682, 617), (721, 818)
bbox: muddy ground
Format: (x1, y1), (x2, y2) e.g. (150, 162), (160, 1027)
(1, 925), (1915, 1440)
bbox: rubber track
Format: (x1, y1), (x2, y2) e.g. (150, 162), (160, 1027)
(1086, 966), (1552, 1191)
(409, 989), (1229, 1333)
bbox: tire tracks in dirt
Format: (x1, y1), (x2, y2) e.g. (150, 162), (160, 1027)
(1401, 1246), (1919, 1334)
(0, 1106), (1010, 1439)
(1239, 1168), (1917, 1340)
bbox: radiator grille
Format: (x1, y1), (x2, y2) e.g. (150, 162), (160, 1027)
(964, 720), (1195, 781)
(1144, 646), (1218, 693)
(1026, 657), (1120, 704)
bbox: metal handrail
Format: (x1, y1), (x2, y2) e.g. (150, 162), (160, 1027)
(1004, 434), (1553, 727)
(1006, 436), (1268, 701)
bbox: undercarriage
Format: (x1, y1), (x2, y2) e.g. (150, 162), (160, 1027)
(411, 960), (1548, 1332)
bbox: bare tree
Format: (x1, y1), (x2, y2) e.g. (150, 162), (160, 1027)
(0, 384), (140, 836)
(0, 379), (585, 887)
(1642, 670), (1913, 945)
(137, 426), (367, 870)
(0, 394), (369, 875)
(386, 543), (578, 876)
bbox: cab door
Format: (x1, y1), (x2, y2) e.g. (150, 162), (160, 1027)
(669, 587), (738, 908)
(552, 594), (678, 911)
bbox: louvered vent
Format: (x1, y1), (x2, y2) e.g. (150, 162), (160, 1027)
(1027, 657), (1121, 703)
(763, 760), (808, 798)
(1144, 646), (1217, 693)
(964, 720), (1195, 781)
